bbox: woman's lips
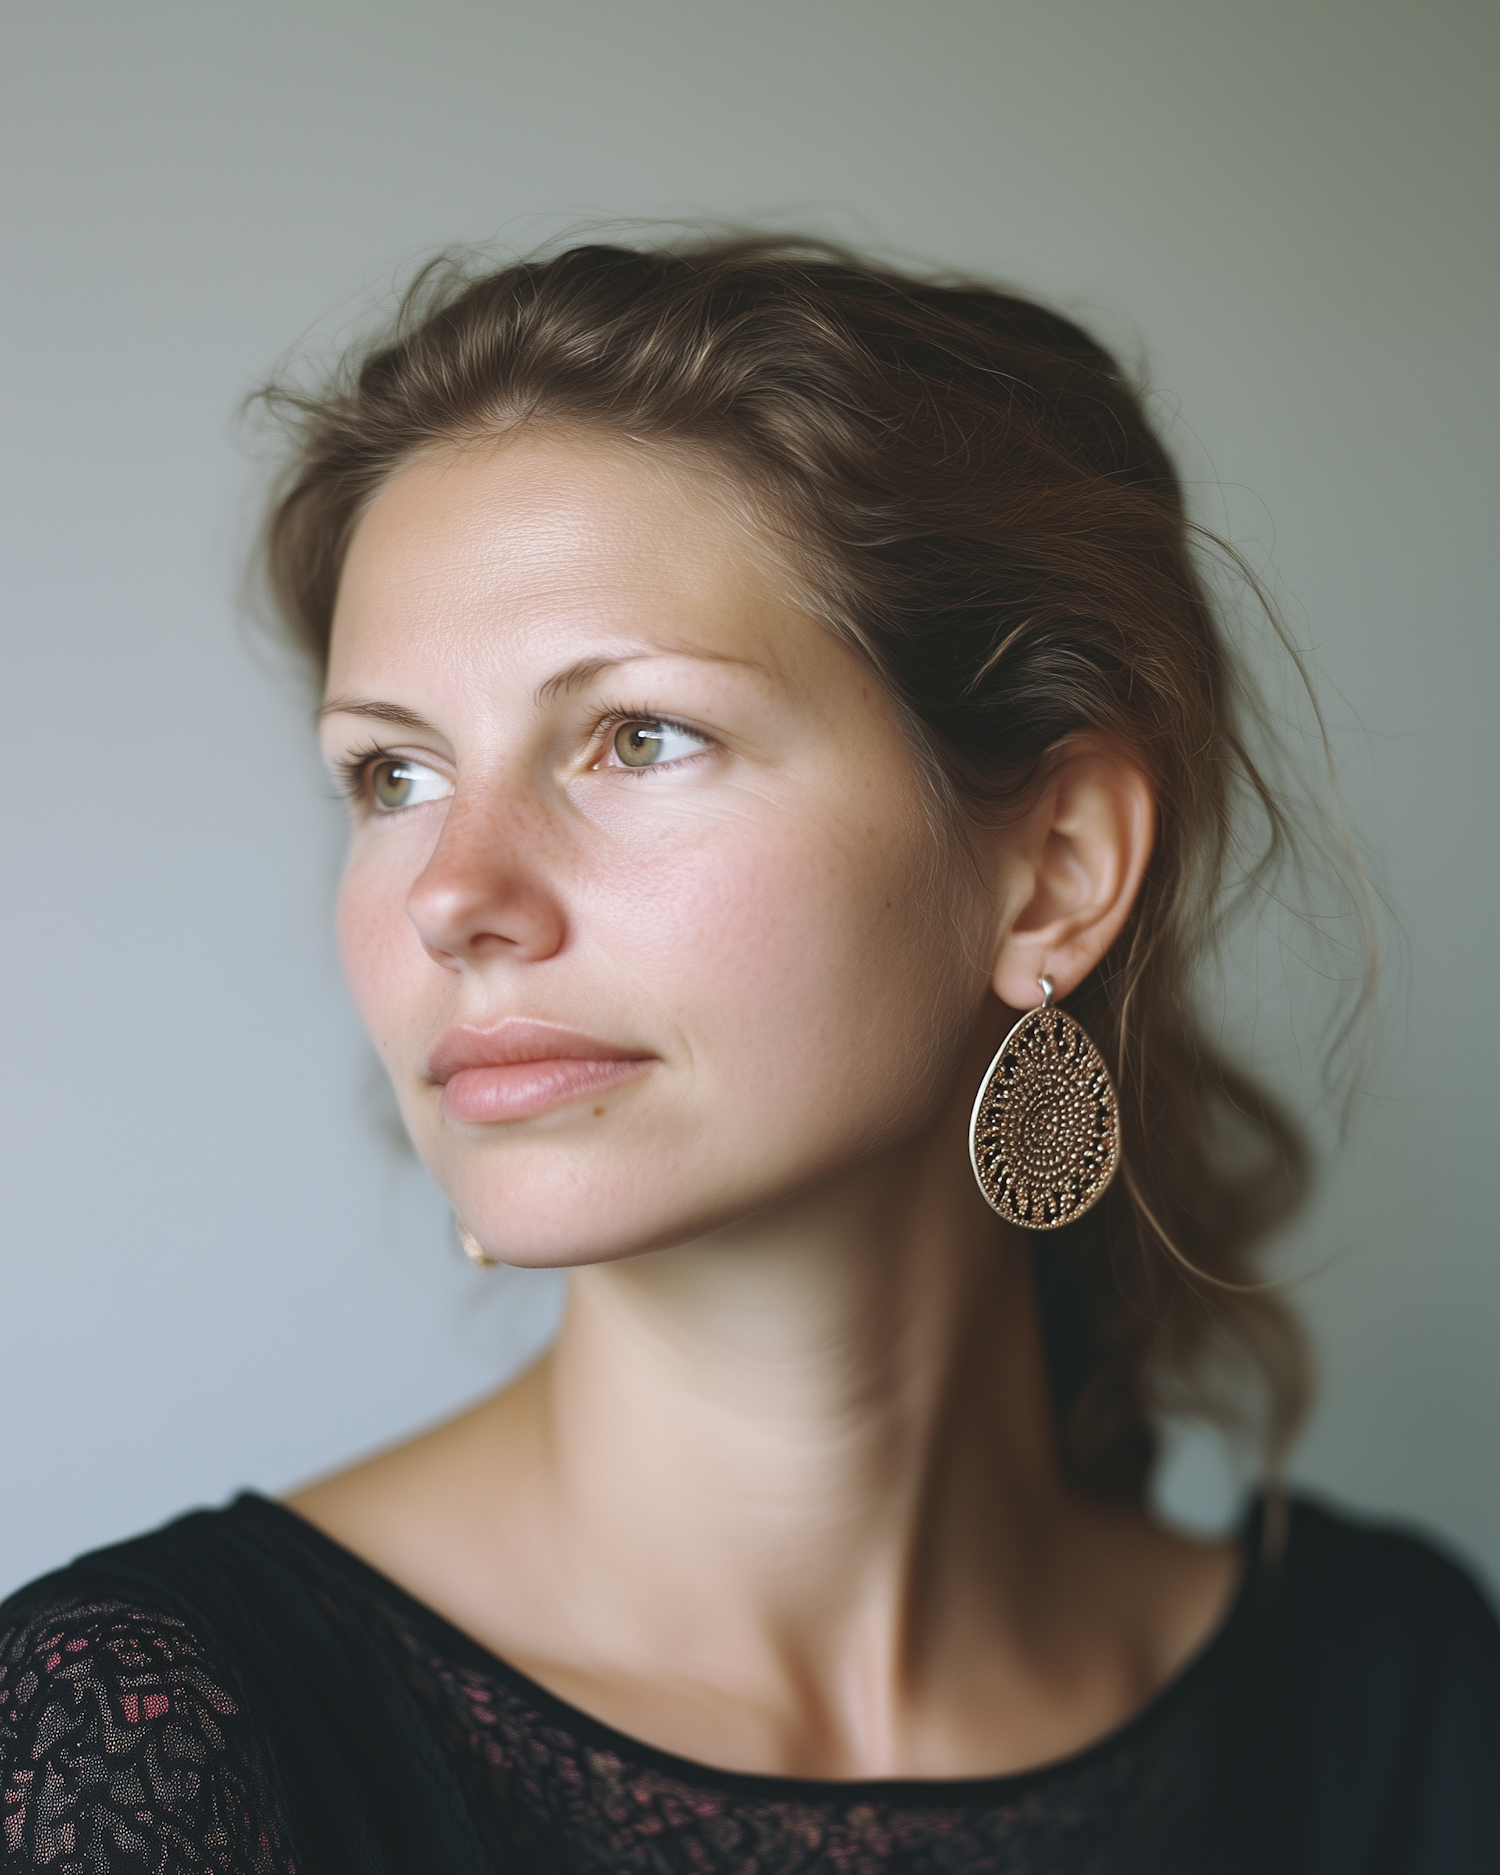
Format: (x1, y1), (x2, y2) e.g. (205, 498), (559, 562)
(442, 1057), (649, 1122)
(426, 1019), (653, 1124)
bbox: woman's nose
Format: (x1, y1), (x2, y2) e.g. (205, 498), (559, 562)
(404, 788), (567, 969)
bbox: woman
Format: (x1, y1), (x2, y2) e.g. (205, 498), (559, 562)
(3, 238), (1496, 1873)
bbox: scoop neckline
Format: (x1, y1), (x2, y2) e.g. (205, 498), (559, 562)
(236, 1488), (1262, 1806)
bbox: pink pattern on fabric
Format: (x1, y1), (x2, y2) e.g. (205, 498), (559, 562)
(1, 1599), (294, 1873)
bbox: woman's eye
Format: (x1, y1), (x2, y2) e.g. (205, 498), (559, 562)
(368, 758), (451, 811)
(607, 719), (711, 770)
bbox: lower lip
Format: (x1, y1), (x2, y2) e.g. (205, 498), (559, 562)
(440, 1057), (651, 1123)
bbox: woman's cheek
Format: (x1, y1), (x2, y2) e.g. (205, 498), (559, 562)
(609, 804), (953, 1111)
(600, 815), (815, 1004)
(335, 842), (426, 1057)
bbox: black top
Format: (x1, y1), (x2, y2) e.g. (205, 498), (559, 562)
(1, 1492), (1496, 1873)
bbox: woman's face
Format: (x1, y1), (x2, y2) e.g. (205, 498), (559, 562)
(321, 432), (998, 1266)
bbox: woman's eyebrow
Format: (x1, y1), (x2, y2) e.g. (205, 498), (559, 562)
(316, 698), (440, 733)
(318, 652), (773, 729)
(536, 649), (771, 706)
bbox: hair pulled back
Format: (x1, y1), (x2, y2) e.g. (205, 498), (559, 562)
(262, 235), (1320, 1504)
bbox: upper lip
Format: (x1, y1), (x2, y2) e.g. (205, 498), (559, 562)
(425, 1019), (651, 1084)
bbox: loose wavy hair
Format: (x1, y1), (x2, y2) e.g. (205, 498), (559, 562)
(259, 235), (1364, 1505)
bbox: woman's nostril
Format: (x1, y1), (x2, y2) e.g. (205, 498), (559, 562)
(406, 863), (566, 967)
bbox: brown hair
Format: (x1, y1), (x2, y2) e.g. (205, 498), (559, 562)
(261, 235), (1351, 1503)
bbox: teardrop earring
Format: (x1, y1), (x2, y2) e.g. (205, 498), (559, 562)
(968, 975), (1119, 1229)
(456, 1217), (498, 1269)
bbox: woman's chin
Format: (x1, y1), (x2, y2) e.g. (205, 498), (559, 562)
(440, 1192), (672, 1270)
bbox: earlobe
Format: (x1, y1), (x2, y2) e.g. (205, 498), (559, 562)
(988, 743), (1155, 1009)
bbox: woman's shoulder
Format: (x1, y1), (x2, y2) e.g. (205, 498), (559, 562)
(1273, 1493), (1500, 1868)
(2, 1496), (489, 1872)
(1280, 1491), (1500, 1666)
(0, 1513), (299, 1873)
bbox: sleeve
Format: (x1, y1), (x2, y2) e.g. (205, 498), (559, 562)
(1286, 1501), (1500, 1875)
(0, 1594), (298, 1874)
(1383, 1542), (1500, 1874)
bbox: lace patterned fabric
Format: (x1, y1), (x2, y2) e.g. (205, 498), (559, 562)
(0, 1599), (294, 1874)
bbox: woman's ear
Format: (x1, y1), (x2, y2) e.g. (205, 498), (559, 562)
(987, 738), (1156, 1009)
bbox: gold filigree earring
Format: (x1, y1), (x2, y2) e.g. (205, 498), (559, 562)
(968, 975), (1119, 1229)
(456, 1217), (498, 1269)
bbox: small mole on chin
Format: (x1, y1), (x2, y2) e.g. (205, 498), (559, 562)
(592, 1107), (606, 1118)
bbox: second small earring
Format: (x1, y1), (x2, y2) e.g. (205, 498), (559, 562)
(968, 975), (1119, 1230)
(456, 1217), (499, 1269)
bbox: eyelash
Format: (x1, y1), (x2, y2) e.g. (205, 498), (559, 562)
(334, 739), (390, 806)
(333, 709), (713, 807)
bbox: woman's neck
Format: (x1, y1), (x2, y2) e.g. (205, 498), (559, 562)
(537, 1139), (1059, 1659)
(289, 1039), (1237, 1777)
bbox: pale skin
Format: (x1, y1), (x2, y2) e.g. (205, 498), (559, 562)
(291, 428), (1237, 1780)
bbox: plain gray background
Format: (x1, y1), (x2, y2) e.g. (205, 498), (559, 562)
(2, 0), (1496, 1600)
